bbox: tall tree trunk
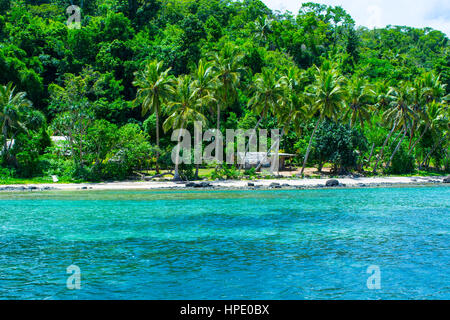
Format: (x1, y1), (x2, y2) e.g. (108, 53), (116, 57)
(155, 111), (160, 174)
(255, 126), (287, 173)
(364, 143), (375, 171)
(409, 120), (416, 149)
(239, 115), (263, 170)
(173, 121), (186, 181)
(194, 164), (199, 180)
(300, 118), (321, 176)
(408, 124), (429, 155)
(216, 103), (220, 135)
(373, 121), (397, 173)
(2, 124), (8, 163)
(216, 103), (221, 164)
(420, 133), (447, 169)
(385, 127), (407, 170)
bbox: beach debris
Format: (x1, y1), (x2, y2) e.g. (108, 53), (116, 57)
(326, 179), (340, 187)
(52, 175), (59, 183)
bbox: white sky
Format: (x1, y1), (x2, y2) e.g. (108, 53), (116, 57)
(261, 0), (450, 35)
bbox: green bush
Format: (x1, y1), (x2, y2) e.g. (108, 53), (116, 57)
(312, 120), (368, 173)
(211, 164), (241, 180)
(386, 145), (416, 174)
(244, 167), (257, 178)
(178, 163), (195, 181)
(0, 167), (15, 178)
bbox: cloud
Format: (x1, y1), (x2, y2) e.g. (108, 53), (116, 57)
(261, 0), (450, 35)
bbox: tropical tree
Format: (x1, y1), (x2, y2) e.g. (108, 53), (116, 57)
(383, 82), (417, 170)
(344, 76), (374, 128)
(192, 59), (217, 178)
(408, 72), (448, 154)
(300, 63), (346, 175)
(254, 16), (273, 46)
(210, 44), (245, 134)
(254, 67), (308, 173)
(374, 80), (392, 112)
(192, 59), (216, 115)
(419, 102), (449, 169)
(163, 75), (207, 181)
(133, 60), (174, 173)
(244, 68), (286, 169)
(0, 82), (43, 164)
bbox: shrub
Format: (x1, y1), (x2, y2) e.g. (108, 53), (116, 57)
(210, 164), (241, 180)
(0, 167), (15, 178)
(386, 145), (416, 174)
(312, 120), (368, 173)
(244, 167), (257, 178)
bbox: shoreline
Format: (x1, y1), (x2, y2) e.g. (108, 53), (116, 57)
(0, 176), (448, 192)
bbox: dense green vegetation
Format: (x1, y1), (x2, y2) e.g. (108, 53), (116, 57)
(0, 0), (449, 182)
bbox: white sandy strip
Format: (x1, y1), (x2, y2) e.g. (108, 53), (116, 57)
(1, 176), (446, 191)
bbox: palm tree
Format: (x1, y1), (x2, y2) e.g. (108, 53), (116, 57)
(383, 82), (417, 170)
(374, 79), (392, 112)
(210, 44), (245, 135)
(133, 60), (174, 174)
(192, 59), (216, 178)
(422, 72), (447, 104)
(254, 16), (273, 46)
(344, 77), (374, 128)
(192, 59), (216, 113)
(244, 68), (286, 169)
(247, 68), (286, 127)
(0, 83), (39, 164)
(420, 102), (448, 169)
(163, 75), (207, 181)
(409, 72), (448, 155)
(300, 64), (346, 175)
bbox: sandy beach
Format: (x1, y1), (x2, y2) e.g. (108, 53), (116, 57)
(0, 176), (448, 191)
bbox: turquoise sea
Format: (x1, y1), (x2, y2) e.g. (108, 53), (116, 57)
(0, 186), (449, 300)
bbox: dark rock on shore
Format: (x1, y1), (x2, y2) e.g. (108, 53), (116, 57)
(185, 181), (213, 188)
(269, 182), (281, 188)
(247, 182), (255, 187)
(0, 186), (57, 192)
(326, 179), (340, 187)
(443, 176), (450, 183)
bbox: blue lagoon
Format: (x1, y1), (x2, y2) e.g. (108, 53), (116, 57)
(0, 186), (449, 299)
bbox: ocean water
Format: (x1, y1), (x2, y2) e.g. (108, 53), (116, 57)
(0, 186), (449, 300)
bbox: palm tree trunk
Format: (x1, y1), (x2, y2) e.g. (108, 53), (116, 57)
(420, 133), (447, 169)
(155, 111), (160, 174)
(239, 115), (263, 170)
(2, 124), (8, 163)
(408, 124), (429, 155)
(391, 130), (402, 147)
(385, 127), (407, 170)
(194, 164), (199, 180)
(363, 143), (375, 171)
(216, 103), (221, 163)
(409, 120), (416, 150)
(300, 118), (321, 176)
(255, 126), (287, 172)
(173, 121), (186, 181)
(373, 121), (397, 173)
